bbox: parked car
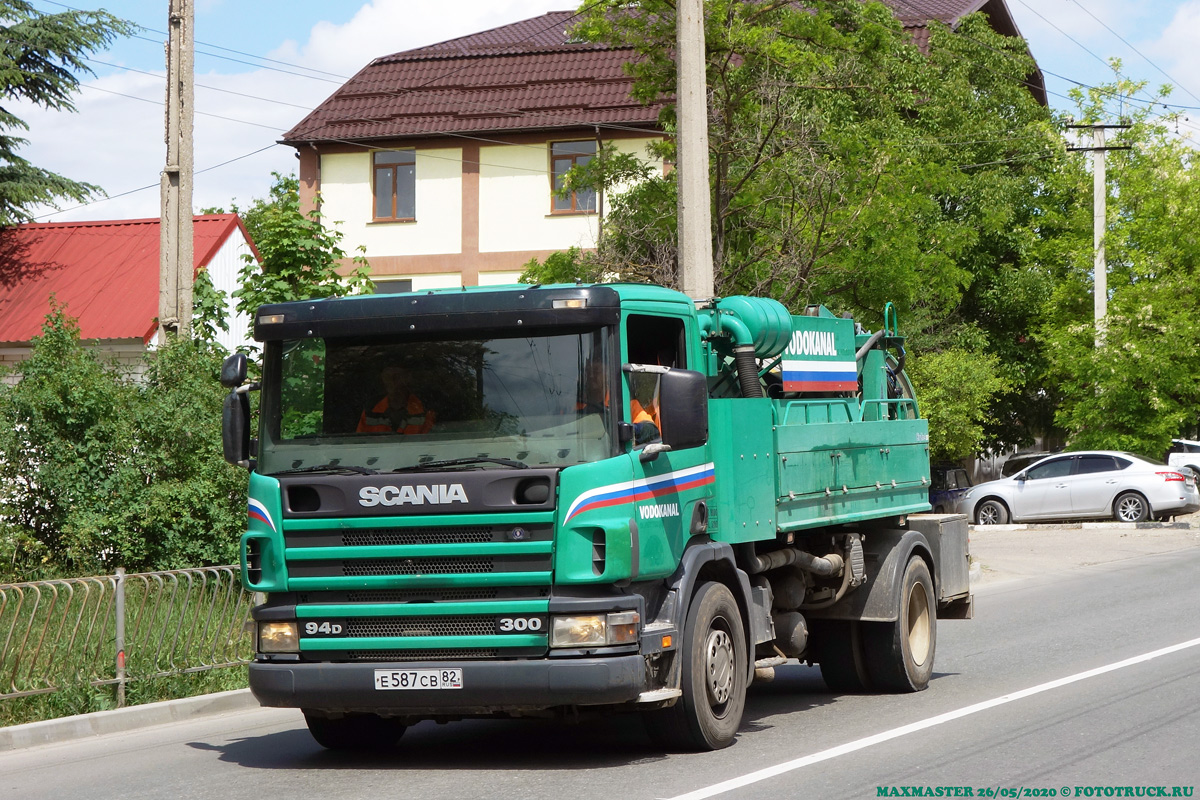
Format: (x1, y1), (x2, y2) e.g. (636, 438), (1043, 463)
(1000, 451), (1052, 478)
(962, 451), (1200, 525)
(1166, 438), (1200, 475)
(929, 464), (972, 514)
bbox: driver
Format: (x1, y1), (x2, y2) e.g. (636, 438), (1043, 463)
(357, 364), (436, 434)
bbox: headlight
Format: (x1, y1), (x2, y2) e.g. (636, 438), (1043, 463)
(550, 611), (640, 648)
(258, 621), (299, 653)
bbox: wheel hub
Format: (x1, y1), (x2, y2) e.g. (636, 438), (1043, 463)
(906, 582), (931, 667)
(704, 628), (734, 706)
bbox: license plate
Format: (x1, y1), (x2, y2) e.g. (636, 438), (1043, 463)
(374, 668), (463, 690)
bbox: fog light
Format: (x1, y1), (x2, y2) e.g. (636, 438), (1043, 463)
(258, 621), (299, 653)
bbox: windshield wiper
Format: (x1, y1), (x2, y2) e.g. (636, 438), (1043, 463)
(391, 457), (529, 473)
(270, 463), (379, 476)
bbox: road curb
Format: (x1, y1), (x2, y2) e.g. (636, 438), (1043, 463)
(969, 521), (1196, 532)
(0, 688), (261, 752)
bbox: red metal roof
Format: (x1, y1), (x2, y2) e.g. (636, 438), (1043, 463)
(0, 214), (251, 345)
(282, 2), (1041, 145)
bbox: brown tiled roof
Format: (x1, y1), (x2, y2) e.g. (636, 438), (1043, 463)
(283, 11), (662, 144)
(282, 2), (1041, 145)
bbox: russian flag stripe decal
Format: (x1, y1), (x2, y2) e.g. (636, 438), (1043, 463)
(782, 358), (857, 391)
(248, 498), (276, 532)
(565, 463), (715, 522)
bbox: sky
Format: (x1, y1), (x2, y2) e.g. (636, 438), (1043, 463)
(15, 0), (1200, 223)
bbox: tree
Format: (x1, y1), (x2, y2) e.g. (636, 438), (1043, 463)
(0, 1), (132, 225)
(228, 172), (373, 320)
(1041, 72), (1200, 455)
(571, 0), (1076, 456)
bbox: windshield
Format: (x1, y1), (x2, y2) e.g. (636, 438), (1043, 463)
(258, 329), (614, 474)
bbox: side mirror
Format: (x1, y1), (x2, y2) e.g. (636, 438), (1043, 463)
(222, 389), (252, 468)
(220, 353), (248, 388)
(1015, 472), (1027, 482)
(658, 369), (708, 451)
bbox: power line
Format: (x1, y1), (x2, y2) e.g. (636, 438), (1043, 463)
(1068, 0), (1200, 107)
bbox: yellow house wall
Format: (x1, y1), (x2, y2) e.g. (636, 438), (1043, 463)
(321, 149), (463, 257)
(478, 137), (662, 254)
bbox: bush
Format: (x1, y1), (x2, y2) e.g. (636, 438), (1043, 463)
(0, 305), (246, 580)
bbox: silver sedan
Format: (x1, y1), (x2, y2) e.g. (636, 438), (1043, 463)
(963, 451), (1200, 524)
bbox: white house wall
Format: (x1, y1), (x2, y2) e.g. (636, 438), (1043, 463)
(322, 150), (463, 258)
(203, 229), (256, 353)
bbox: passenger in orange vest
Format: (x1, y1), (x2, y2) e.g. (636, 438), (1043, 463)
(357, 365), (436, 434)
(630, 379), (661, 444)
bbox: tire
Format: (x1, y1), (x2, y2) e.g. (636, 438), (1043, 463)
(644, 581), (748, 751)
(1114, 491), (1149, 523)
(810, 619), (872, 693)
(975, 499), (1009, 525)
(302, 710), (407, 751)
(863, 557), (936, 692)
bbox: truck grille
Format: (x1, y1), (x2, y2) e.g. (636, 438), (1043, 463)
(290, 553), (551, 579)
(285, 520), (553, 661)
(346, 618), (495, 637)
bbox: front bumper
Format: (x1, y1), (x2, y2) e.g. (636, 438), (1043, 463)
(250, 656), (649, 716)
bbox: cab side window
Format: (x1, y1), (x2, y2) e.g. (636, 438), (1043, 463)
(623, 315), (686, 447)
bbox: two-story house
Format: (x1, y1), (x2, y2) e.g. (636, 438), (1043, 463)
(283, 2), (1044, 290)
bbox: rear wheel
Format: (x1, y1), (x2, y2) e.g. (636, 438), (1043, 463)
(644, 581), (747, 751)
(1114, 492), (1149, 522)
(302, 710), (407, 751)
(863, 557), (936, 692)
(811, 619), (872, 693)
(975, 499), (1009, 525)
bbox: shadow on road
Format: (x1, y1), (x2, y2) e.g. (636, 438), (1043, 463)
(186, 664), (848, 770)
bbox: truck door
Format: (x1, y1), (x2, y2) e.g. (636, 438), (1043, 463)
(621, 313), (710, 577)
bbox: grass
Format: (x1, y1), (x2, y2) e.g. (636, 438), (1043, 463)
(0, 666), (249, 728)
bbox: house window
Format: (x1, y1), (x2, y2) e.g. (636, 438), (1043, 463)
(551, 140), (597, 214)
(373, 150), (415, 221)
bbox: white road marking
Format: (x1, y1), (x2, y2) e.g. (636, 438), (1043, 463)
(663, 636), (1200, 800)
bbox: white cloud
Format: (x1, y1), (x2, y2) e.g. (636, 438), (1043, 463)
(17, 0), (569, 223)
(1143, 1), (1200, 101)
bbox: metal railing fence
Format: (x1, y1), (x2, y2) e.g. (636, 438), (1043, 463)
(0, 565), (253, 705)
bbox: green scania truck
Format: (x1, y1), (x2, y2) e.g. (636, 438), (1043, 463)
(220, 282), (972, 752)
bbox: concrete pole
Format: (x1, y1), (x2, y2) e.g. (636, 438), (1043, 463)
(160, 0), (195, 338)
(676, 0), (714, 300)
(1092, 124), (1106, 346)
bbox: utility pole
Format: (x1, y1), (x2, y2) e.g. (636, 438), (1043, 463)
(1067, 122), (1130, 346)
(676, 0), (714, 300)
(160, 0), (195, 338)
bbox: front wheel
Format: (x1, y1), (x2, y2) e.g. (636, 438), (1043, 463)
(863, 557), (936, 692)
(1114, 491), (1149, 522)
(644, 581), (748, 751)
(303, 710), (407, 751)
(975, 499), (1009, 525)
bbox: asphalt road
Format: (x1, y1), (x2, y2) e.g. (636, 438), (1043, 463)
(2, 529), (1198, 800)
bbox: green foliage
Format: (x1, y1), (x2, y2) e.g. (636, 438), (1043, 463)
(191, 268), (230, 347)
(0, 1), (133, 224)
(230, 172), (373, 320)
(907, 349), (1011, 461)
(1041, 72), (1200, 453)
(570, 0), (1075, 449)
(518, 247), (601, 284)
(0, 305), (246, 579)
